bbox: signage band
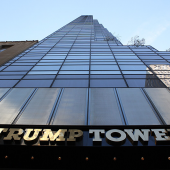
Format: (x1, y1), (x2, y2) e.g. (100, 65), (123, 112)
(0, 128), (170, 146)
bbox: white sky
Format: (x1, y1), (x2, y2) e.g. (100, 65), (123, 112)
(1, 0), (170, 51)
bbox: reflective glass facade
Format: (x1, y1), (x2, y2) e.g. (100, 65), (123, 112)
(0, 15), (170, 125)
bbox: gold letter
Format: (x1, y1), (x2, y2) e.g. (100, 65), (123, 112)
(40, 129), (67, 145)
(3, 128), (24, 144)
(0, 128), (8, 138)
(67, 129), (83, 142)
(23, 129), (42, 145)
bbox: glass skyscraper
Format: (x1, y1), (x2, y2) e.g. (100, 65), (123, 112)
(1, 15), (170, 170)
(0, 15), (170, 125)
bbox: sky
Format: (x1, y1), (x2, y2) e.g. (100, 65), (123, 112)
(1, 0), (170, 51)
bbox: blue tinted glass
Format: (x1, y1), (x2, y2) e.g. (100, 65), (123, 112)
(16, 80), (53, 87)
(0, 80), (19, 87)
(91, 65), (119, 70)
(120, 65), (148, 70)
(24, 75), (55, 79)
(122, 71), (151, 74)
(126, 79), (166, 87)
(52, 79), (88, 87)
(28, 71), (58, 74)
(91, 71), (121, 74)
(61, 65), (89, 70)
(4, 66), (32, 71)
(90, 79), (127, 87)
(59, 71), (89, 74)
(32, 66), (60, 71)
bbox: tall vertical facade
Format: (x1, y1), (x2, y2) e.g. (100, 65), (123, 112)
(1, 15), (170, 169)
(0, 15), (170, 125)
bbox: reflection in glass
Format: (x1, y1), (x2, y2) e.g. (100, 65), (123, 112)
(61, 65), (89, 70)
(144, 88), (170, 124)
(52, 88), (87, 125)
(52, 79), (88, 87)
(120, 65), (148, 70)
(91, 65), (119, 70)
(28, 71), (58, 74)
(16, 80), (53, 87)
(149, 64), (170, 87)
(90, 79), (127, 87)
(126, 78), (166, 87)
(0, 88), (10, 98)
(90, 71), (121, 74)
(32, 66), (60, 71)
(17, 88), (60, 125)
(59, 71), (89, 74)
(122, 71), (150, 74)
(0, 88), (35, 124)
(89, 88), (123, 125)
(117, 88), (160, 125)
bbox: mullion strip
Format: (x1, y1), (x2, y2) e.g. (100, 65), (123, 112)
(47, 88), (63, 125)
(114, 88), (128, 125)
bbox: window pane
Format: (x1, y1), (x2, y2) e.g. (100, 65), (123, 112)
(120, 65), (148, 70)
(61, 65), (89, 70)
(0, 88), (35, 124)
(90, 79), (127, 87)
(89, 88), (123, 125)
(52, 79), (88, 87)
(52, 88), (87, 125)
(4, 66), (32, 71)
(17, 88), (60, 125)
(0, 88), (10, 98)
(28, 71), (58, 74)
(91, 71), (121, 74)
(126, 78), (166, 87)
(32, 66), (60, 71)
(0, 80), (19, 87)
(144, 88), (170, 124)
(117, 88), (160, 125)
(59, 71), (89, 74)
(91, 65), (119, 70)
(16, 80), (53, 87)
